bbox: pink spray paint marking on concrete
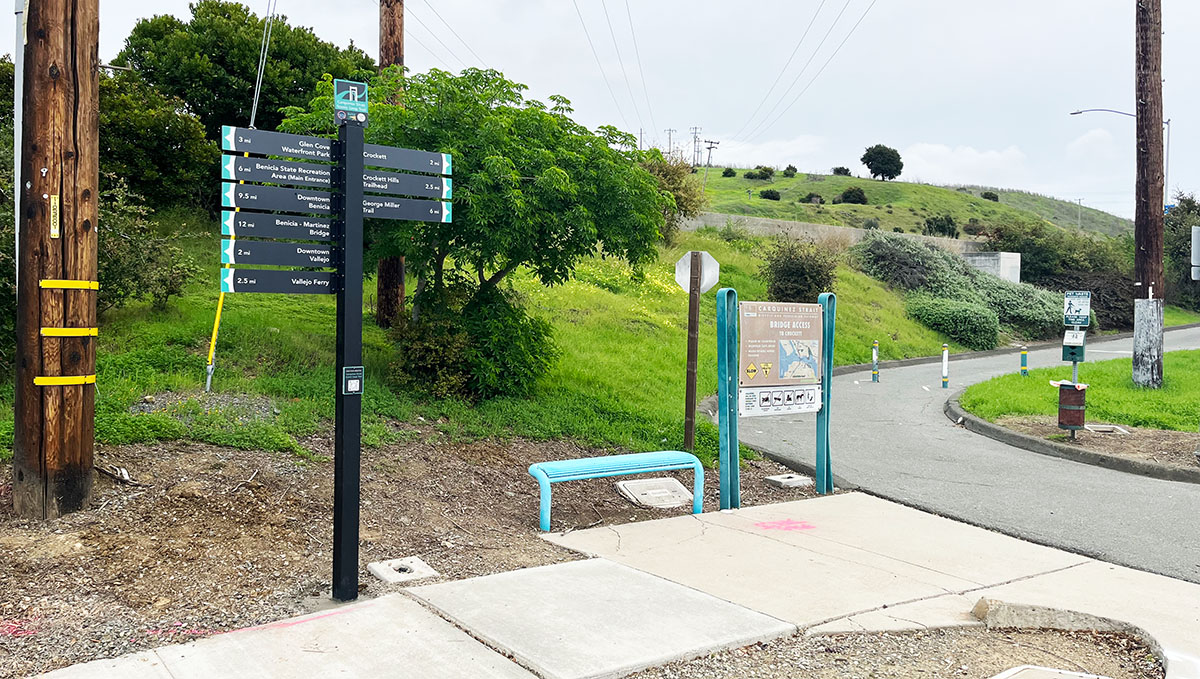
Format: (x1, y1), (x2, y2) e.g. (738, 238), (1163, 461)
(754, 518), (816, 531)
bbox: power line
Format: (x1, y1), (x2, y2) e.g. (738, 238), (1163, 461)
(415, 0), (488, 67)
(407, 5), (468, 68)
(407, 26), (451, 68)
(739, 0), (856, 142)
(599, 0), (644, 132)
(731, 0), (829, 140)
(571, 0), (631, 130)
(749, 0), (878, 142)
(623, 0), (656, 136)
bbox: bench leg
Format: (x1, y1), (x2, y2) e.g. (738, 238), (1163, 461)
(537, 477), (552, 532)
(692, 462), (704, 515)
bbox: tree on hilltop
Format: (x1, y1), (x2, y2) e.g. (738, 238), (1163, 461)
(861, 144), (903, 181)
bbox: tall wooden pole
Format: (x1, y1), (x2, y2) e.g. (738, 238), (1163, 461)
(682, 251), (700, 451)
(1132, 0), (1164, 388)
(13, 0), (100, 518)
(376, 0), (405, 328)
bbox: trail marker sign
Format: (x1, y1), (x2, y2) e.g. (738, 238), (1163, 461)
(334, 79), (369, 125)
(1063, 291), (1091, 327)
(737, 301), (823, 417)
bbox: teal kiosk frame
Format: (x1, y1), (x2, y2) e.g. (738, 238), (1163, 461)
(716, 289), (836, 509)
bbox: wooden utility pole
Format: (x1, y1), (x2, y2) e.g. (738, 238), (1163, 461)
(1132, 0), (1164, 388)
(376, 0), (405, 329)
(13, 0), (100, 518)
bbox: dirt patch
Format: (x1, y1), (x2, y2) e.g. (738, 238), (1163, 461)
(631, 628), (1163, 679)
(0, 434), (818, 678)
(997, 415), (1200, 471)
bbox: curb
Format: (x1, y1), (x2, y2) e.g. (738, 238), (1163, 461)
(831, 321), (1200, 377)
(944, 390), (1200, 485)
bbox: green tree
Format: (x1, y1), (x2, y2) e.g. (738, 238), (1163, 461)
(1164, 193), (1200, 310)
(116, 0), (375, 138)
(831, 166), (851, 176)
(280, 68), (665, 396)
(640, 149), (705, 243)
(860, 144), (903, 180)
(100, 74), (219, 207)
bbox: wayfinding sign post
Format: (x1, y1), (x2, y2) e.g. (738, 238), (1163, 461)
(715, 291), (837, 509)
(214, 80), (452, 601)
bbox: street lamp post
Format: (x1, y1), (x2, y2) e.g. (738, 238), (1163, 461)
(1069, 109), (1171, 207)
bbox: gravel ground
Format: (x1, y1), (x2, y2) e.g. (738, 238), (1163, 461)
(630, 628), (1164, 679)
(0, 433), (818, 678)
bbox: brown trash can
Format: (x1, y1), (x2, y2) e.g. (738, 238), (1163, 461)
(1057, 384), (1086, 431)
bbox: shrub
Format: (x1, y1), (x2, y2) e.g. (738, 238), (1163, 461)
(743, 165), (777, 181)
(922, 214), (959, 238)
(782, 164), (797, 178)
(722, 167), (736, 177)
(760, 238), (837, 304)
(1038, 271), (1134, 331)
(97, 177), (200, 314)
(803, 192), (824, 205)
(863, 217), (880, 230)
(759, 189), (781, 201)
(743, 170), (759, 179)
(391, 285), (558, 400)
(980, 217), (1126, 284)
(892, 227), (904, 233)
(837, 186), (867, 205)
(853, 231), (1061, 341)
(981, 190), (1000, 202)
(831, 166), (851, 176)
(963, 218), (984, 236)
(905, 295), (999, 350)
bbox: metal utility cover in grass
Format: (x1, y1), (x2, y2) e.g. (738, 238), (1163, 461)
(615, 478), (694, 508)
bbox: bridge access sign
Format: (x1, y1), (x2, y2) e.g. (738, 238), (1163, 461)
(737, 301), (823, 417)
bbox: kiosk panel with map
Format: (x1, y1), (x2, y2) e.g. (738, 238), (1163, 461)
(738, 301), (823, 416)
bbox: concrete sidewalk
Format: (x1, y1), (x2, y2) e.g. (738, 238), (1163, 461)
(40, 493), (1200, 679)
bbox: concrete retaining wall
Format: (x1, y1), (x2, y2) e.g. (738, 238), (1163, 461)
(682, 212), (983, 255)
(963, 251), (1022, 283)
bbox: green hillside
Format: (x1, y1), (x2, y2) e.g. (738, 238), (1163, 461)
(700, 170), (1130, 238)
(949, 185), (1132, 237)
(702, 170), (1044, 234)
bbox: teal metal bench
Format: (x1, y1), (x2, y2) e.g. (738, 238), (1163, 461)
(528, 451), (704, 531)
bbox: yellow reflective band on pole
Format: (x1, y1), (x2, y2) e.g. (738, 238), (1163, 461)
(40, 279), (99, 290)
(40, 327), (98, 337)
(34, 375), (96, 386)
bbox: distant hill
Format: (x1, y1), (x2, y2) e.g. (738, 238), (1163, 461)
(699, 169), (1129, 239)
(948, 185), (1132, 237)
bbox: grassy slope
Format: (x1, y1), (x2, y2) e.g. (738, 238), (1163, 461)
(1165, 305), (1200, 327)
(951, 186), (1132, 237)
(0, 224), (959, 465)
(703, 170), (1045, 233)
(960, 350), (1200, 431)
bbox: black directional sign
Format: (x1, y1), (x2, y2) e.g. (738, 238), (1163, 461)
(222, 181), (451, 222)
(362, 170), (451, 199)
(221, 155), (450, 199)
(362, 143), (451, 175)
(363, 195), (451, 222)
(222, 126), (451, 175)
(222, 155), (331, 188)
(221, 239), (333, 268)
(222, 182), (332, 214)
(222, 126), (332, 162)
(221, 211), (333, 242)
(220, 268), (334, 294)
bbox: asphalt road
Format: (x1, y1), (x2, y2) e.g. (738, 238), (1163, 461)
(742, 326), (1200, 584)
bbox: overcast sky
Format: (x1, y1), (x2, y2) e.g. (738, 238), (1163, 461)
(7, 0), (1197, 218)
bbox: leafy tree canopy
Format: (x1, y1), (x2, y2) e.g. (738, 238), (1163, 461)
(99, 73), (219, 207)
(279, 68), (666, 315)
(116, 0), (375, 138)
(860, 144), (903, 181)
(640, 149), (705, 242)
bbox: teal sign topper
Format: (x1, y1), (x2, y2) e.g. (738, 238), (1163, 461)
(334, 79), (369, 126)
